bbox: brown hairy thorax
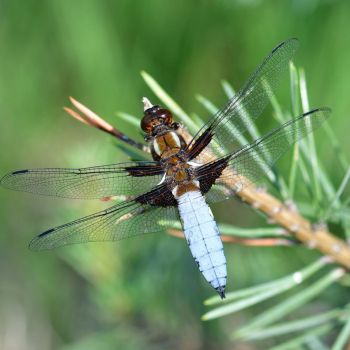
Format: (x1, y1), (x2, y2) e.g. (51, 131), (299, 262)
(140, 99), (199, 197)
(165, 155), (191, 182)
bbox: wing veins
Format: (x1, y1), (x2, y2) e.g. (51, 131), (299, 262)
(187, 38), (299, 158)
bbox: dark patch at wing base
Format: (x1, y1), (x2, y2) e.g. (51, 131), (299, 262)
(135, 183), (177, 207)
(194, 156), (231, 195)
(186, 127), (214, 161)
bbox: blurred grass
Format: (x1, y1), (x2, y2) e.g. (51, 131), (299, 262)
(1, 1), (350, 349)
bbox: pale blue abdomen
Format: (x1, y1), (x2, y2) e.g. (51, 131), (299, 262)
(177, 190), (227, 297)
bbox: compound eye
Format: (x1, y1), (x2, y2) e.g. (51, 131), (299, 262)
(141, 105), (162, 132)
(140, 106), (173, 133)
(141, 114), (154, 132)
(157, 109), (173, 125)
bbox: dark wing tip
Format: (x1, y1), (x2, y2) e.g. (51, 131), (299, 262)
(272, 38), (299, 54)
(38, 228), (56, 238)
(303, 107), (332, 123)
(28, 228), (56, 251)
(1, 169), (29, 188)
(12, 169), (29, 175)
(306, 106), (332, 114)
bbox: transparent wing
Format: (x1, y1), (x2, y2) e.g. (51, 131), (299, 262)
(205, 182), (235, 203)
(187, 38), (299, 159)
(1, 161), (164, 199)
(199, 108), (330, 203)
(29, 199), (179, 250)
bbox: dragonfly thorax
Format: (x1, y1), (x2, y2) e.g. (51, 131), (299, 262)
(165, 155), (192, 182)
(141, 101), (185, 160)
(152, 131), (186, 160)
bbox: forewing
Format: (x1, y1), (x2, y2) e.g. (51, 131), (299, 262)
(197, 108), (330, 203)
(29, 199), (179, 250)
(187, 38), (299, 160)
(1, 161), (164, 199)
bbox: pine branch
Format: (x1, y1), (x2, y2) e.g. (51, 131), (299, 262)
(63, 84), (350, 270)
(62, 67), (350, 346)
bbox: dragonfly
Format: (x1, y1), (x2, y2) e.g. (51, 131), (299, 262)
(1, 38), (330, 298)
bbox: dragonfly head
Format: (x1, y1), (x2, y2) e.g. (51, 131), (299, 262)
(141, 97), (174, 135)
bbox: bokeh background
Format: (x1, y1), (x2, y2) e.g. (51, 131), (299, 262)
(0, 1), (350, 349)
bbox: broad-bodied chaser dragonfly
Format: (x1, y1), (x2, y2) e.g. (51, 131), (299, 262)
(1, 38), (330, 298)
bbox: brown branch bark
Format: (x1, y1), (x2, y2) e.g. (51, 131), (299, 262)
(231, 182), (350, 268)
(65, 97), (149, 152)
(167, 229), (293, 247)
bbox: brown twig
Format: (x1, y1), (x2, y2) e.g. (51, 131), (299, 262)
(232, 183), (350, 267)
(64, 97), (350, 269)
(64, 97), (149, 152)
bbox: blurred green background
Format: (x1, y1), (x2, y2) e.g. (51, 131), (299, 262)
(0, 1), (350, 349)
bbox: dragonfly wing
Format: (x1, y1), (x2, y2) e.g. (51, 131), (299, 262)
(29, 197), (179, 251)
(187, 38), (299, 160)
(196, 108), (330, 203)
(1, 161), (164, 199)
